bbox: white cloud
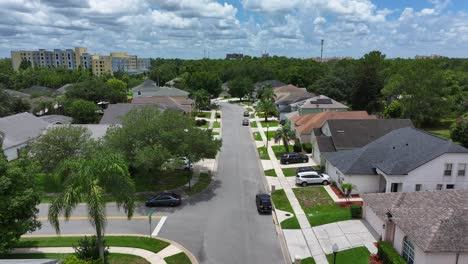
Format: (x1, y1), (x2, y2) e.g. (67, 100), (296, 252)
(313, 16), (326, 25)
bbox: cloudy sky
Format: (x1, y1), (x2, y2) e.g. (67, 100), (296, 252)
(1, 0), (467, 59)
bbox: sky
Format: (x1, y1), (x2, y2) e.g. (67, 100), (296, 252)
(0, 0), (467, 59)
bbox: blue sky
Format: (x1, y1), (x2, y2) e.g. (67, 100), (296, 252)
(0, 0), (467, 59)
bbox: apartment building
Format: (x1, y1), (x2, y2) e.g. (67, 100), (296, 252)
(91, 55), (113, 76)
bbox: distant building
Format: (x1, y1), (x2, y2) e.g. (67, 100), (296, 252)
(226, 53), (244, 60)
(414, 54), (445, 59)
(309, 56), (353, 62)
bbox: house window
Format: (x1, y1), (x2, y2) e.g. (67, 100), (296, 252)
(444, 163), (453, 176)
(415, 184), (421, 191)
(446, 184), (455, 189)
(436, 184), (443, 190)
(458, 164), (466, 176)
(402, 236), (415, 264)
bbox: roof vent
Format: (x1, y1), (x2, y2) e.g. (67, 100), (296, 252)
(337, 130), (344, 133)
(392, 146), (395, 149)
(405, 143), (409, 146)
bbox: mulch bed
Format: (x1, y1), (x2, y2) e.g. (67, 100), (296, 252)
(331, 185), (360, 198)
(369, 254), (383, 264)
(337, 201), (363, 207)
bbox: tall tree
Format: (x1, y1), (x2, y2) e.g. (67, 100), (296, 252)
(187, 72), (222, 97)
(273, 125), (296, 152)
(191, 89), (210, 112)
(49, 149), (135, 263)
(106, 78), (127, 92)
(450, 114), (468, 147)
(257, 84), (275, 101)
(66, 99), (100, 124)
(228, 77), (253, 100)
(256, 99), (277, 122)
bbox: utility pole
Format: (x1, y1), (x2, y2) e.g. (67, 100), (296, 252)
(320, 39), (324, 62)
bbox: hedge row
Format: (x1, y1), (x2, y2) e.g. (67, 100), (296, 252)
(377, 241), (406, 264)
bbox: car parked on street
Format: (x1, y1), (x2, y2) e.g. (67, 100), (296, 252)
(145, 192), (182, 207)
(256, 193), (272, 214)
(296, 166), (317, 174)
(242, 119), (249, 126)
(243, 111), (250, 117)
(295, 171), (330, 187)
(280, 153), (309, 164)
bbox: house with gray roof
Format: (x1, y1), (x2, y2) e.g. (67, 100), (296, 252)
(99, 103), (165, 124)
(362, 190), (468, 264)
(273, 84), (315, 120)
(21, 85), (57, 95)
(39, 115), (73, 124)
(0, 112), (49, 161)
(4, 89), (31, 99)
(291, 95), (348, 115)
(131, 80), (189, 98)
(323, 127), (468, 194)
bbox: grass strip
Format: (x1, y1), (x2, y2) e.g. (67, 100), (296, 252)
(164, 252), (192, 264)
(264, 169), (277, 177)
(257, 146), (270, 160)
(185, 173), (211, 196)
(271, 189), (300, 229)
(326, 246), (370, 264)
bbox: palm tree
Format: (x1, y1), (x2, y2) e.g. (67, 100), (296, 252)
(259, 86), (276, 101)
(48, 151), (135, 263)
(256, 99), (277, 122)
(273, 125), (296, 152)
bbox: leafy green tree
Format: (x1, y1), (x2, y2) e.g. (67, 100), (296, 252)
(106, 78), (127, 92)
(66, 99), (100, 124)
(257, 85), (276, 101)
(0, 89), (30, 117)
(256, 99), (277, 122)
(309, 75), (351, 102)
(30, 126), (92, 172)
(49, 149), (135, 263)
(450, 114), (468, 147)
(66, 79), (126, 103)
(228, 77), (254, 100)
(191, 89), (210, 112)
(187, 72), (222, 97)
(273, 125), (296, 152)
(383, 100), (402, 118)
(19, 59), (32, 70)
(0, 155), (41, 253)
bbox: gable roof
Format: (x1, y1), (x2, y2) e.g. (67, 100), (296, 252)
(39, 115), (73, 125)
(254, 80), (286, 90)
(291, 95), (348, 110)
(130, 79), (158, 92)
(99, 103), (166, 124)
(0, 112), (49, 149)
(362, 190), (468, 252)
(324, 127), (468, 175)
(3, 89), (31, 99)
(131, 80), (189, 97)
(291, 111), (376, 135)
(22, 85), (56, 95)
(326, 119), (414, 149)
(56, 84), (73, 94)
(131, 97), (193, 113)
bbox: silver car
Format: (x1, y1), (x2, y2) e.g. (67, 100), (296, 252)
(295, 171), (330, 187)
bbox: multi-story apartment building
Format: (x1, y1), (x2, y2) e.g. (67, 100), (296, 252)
(11, 47), (150, 76)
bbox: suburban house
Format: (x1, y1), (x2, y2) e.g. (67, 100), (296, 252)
(131, 97), (192, 113)
(0, 112), (49, 161)
(273, 84), (314, 120)
(290, 95), (348, 115)
(21, 85), (57, 96)
(4, 89), (31, 99)
(362, 190), (468, 264)
(100, 103), (165, 124)
(312, 119), (413, 164)
(39, 115), (73, 125)
(253, 80), (286, 97)
(323, 127), (468, 194)
(48, 124), (111, 139)
(287, 111), (376, 143)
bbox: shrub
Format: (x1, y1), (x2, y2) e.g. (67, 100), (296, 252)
(73, 236), (109, 263)
(195, 119), (208, 126)
(293, 142), (302, 152)
(350, 204), (362, 218)
(63, 255), (101, 264)
(377, 241), (406, 264)
(302, 143), (313, 153)
(216, 113), (221, 118)
(196, 112), (207, 118)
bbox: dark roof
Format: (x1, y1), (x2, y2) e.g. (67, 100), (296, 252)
(326, 119), (414, 149)
(3, 89), (31, 99)
(324, 127), (468, 175)
(22, 85), (56, 95)
(254, 80), (286, 90)
(131, 80), (189, 97)
(99, 104), (165, 124)
(39, 115), (73, 124)
(362, 190), (468, 252)
(130, 79), (158, 92)
(314, 128), (336, 152)
(0, 113), (49, 149)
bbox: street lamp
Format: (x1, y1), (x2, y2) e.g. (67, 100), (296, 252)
(332, 243), (339, 264)
(184, 129), (192, 191)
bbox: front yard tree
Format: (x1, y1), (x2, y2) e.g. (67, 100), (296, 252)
(0, 155), (41, 253)
(450, 114), (468, 147)
(66, 99), (100, 124)
(49, 149), (135, 264)
(228, 77), (253, 101)
(257, 99), (277, 122)
(192, 89), (210, 112)
(273, 125), (296, 152)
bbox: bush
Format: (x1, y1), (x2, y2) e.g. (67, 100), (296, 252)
(73, 236), (109, 263)
(63, 255), (101, 264)
(377, 241), (406, 264)
(302, 143), (313, 153)
(195, 119), (208, 126)
(216, 113), (221, 118)
(195, 112), (208, 118)
(293, 142), (302, 153)
(350, 204), (362, 218)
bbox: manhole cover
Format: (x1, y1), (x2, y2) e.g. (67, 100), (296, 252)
(285, 213), (291, 216)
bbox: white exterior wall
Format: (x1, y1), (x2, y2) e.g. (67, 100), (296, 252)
(325, 161), (379, 194)
(4, 143), (27, 161)
(363, 205), (385, 239)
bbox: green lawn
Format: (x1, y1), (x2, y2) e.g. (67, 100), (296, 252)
(253, 132), (262, 141)
(134, 170), (192, 193)
(250, 113), (255, 118)
(301, 257), (316, 264)
(250, 121), (258, 127)
(212, 131), (220, 136)
(326, 247), (370, 264)
(164, 252), (192, 264)
(0, 253), (150, 263)
(293, 187), (351, 226)
(265, 131), (275, 140)
(272, 145), (287, 158)
(271, 189), (300, 229)
(246, 107), (254, 112)
(213, 121), (220, 128)
(17, 236), (170, 254)
(185, 172), (211, 196)
(282, 168), (297, 177)
(264, 169), (277, 177)
(257, 146), (270, 160)
(427, 129), (451, 140)
(194, 112), (211, 118)
(260, 120), (279, 127)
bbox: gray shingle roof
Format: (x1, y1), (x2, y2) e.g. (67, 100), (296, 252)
(131, 80), (189, 97)
(362, 190), (468, 252)
(324, 127), (468, 175)
(99, 104), (165, 124)
(254, 80), (286, 90)
(22, 85), (56, 95)
(39, 115), (73, 124)
(291, 95), (348, 109)
(0, 112), (49, 149)
(56, 84), (73, 94)
(326, 119), (414, 149)
(4, 89), (31, 99)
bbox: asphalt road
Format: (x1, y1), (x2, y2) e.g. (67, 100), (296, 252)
(33, 102), (285, 264)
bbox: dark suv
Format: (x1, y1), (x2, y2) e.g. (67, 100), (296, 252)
(296, 166), (316, 174)
(256, 193), (272, 214)
(280, 153), (309, 165)
(145, 192), (181, 207)
(243, 111), (250, 117)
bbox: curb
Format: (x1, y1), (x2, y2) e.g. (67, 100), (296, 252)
(21, 233), (199, 264)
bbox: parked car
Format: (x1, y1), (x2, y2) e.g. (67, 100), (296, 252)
(295, 171), (330, 187)
(243, 111), (250, 117)
(256, 193), (272, 214)
(145, 192), (181, 207)
(280, 153), (309, 164)
(296, 166), (317, 174)
(242, 119), (249, 126)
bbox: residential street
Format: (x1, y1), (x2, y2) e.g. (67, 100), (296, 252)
(33, 102), (285, 264)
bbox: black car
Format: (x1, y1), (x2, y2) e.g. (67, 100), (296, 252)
(145, 192), (181, 207)
(296, 166), (316, 174)
(243, 111), (250, 117)
(280, 153), (309, 165)
(256, 193), (272, 214)
(242, 119), (249, 126)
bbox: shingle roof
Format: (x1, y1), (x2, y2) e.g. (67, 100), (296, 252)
(273, 84), (314, 105)
(326, 119), (414, 149)
(56, 84), (73, 94)
(39, 115), (73, 124)
(131, 97), (193, 113)
(0, 113), (49, 149)
(4, 89), (31, 99)
(48, 124), (111, 139)
(324, 127), (468, 175)
(22, 85), (56, 95)
(131, 80), (189, 97)
(291, 95), (348, 109)
(362, 190), (468, 252)
(254, 80), (286, 90)
(99, 103), (166, 124)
